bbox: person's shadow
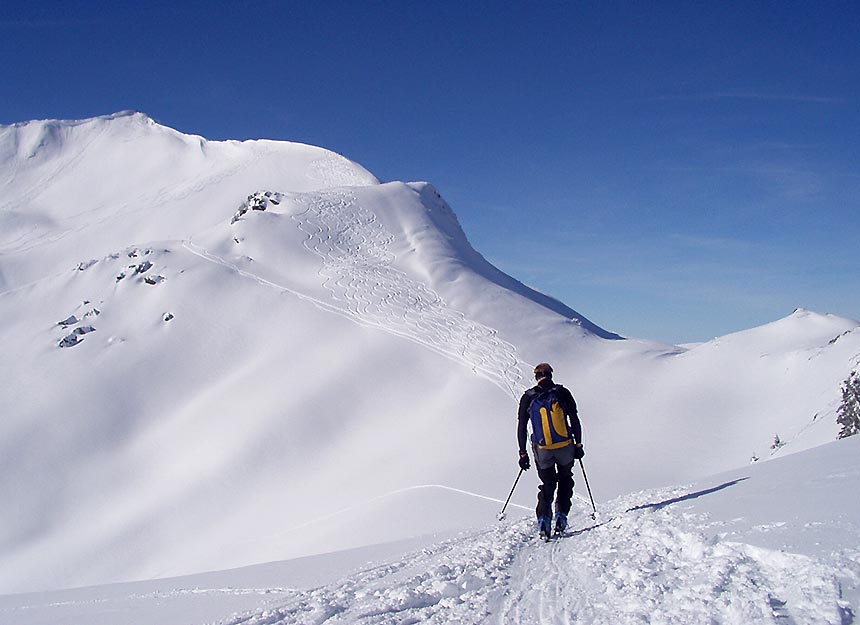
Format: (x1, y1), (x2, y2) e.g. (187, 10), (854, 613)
(626, 478), (749, 513)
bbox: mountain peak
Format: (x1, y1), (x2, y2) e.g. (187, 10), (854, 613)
(1, 109), (155, 134)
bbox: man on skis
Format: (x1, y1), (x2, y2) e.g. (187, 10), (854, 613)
(517, 362), (584, 540)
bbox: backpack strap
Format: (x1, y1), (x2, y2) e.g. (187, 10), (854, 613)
(528, 384), (559, 399)
(523, 386), (540, 413)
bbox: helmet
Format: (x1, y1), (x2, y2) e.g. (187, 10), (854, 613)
(534, 363), (553, 379)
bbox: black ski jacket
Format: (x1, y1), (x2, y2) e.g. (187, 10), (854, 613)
(517, 378), (582, 454)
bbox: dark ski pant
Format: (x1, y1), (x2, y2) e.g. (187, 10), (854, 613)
(533, 443), (575, 520)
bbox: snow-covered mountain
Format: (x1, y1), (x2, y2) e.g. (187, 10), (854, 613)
(1, 112), (858, 601)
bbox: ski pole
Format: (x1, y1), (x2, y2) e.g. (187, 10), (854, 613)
(578, 458), (598, 520)
(497, 468), (524, 521)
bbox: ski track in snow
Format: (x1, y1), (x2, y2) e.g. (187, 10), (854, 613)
(187, 188), (526, 398)
(211, 491), (858, 625)
(6, 487), (856, 625)
(500, 510), (854, 625)
(289, 189), (525, 398)
(265, 484), (532, 536)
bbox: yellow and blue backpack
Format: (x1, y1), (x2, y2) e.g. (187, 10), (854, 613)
(526, 385), (573, 450)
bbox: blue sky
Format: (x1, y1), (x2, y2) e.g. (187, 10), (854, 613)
(2, 1), (858, 343)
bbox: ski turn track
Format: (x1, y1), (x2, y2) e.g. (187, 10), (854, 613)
(288, 189), (525, 398)
(213, 487), (858, 625)
(187, 188), (525, 397)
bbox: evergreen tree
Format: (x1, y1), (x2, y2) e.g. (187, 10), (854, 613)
(836, 370), (860, 439)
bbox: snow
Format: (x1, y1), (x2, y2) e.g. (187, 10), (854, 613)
(1, 112), (859, 621)
(2, 436), (858, 624)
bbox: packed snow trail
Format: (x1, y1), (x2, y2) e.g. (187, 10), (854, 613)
(499, 500), (852, 625)
(210, 484), (857, 625)
(3, 446), (859, 625)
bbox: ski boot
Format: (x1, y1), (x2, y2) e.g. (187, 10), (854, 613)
(554, 511), (568, 535)
(538, 516), (552, 541)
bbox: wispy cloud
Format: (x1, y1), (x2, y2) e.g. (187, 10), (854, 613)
(0, 18), (102, 29)
(649, 92), (846, 105)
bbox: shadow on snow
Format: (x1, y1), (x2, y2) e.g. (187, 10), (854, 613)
(626, 478), (749, 513)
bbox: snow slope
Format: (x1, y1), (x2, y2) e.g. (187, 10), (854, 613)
(3, 435), (857, 625)
(1, 112), (858, 594)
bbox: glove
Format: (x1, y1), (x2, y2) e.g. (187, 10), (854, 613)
(573, 444), (585, 460)
(518, 452), (530, 471)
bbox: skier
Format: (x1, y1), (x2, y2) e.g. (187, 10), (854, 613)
(517, 362), (584, 539)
